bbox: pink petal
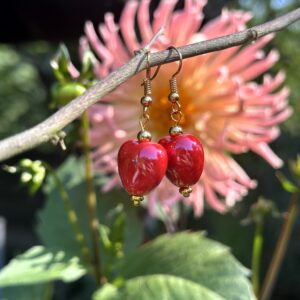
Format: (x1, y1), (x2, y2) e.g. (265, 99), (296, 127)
(67, 62), (80, 79)
(204, 183), (227, 213)
(84, 21), (112, 64)
(261, 72), (285, 94)
(102, 175), (120, 192)
(99, 13), (130, 67)
(228, 34), (275, 74)
(251, 143), (283, 168)
(138, 0), (153, 43)
(168, 1), (204, 46)
(225, 190), (240, 207)
(79, 36), (90, 61)
(258, 107), (293, 127)
(223, 141), (248, 153)
(153, 0), (177, 34)
(189, 183), (204, 217)
(120, 1), (140, 54)
(239, 50), (279, 81)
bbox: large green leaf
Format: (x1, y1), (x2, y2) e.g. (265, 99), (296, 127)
(118, 232), (255, 300)
(37, 156), (142, 263)
(93, 275), (225, 300)
(0, 246), (86, 287)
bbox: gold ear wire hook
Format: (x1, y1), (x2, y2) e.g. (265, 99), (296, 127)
(167, 46), (183, 128)
(145, 51), (151, 79)
(138, 50), (161, 136)
(168, 46), (183, 78)
(145, 51), (161, 81)
(141, 50), (161, 96)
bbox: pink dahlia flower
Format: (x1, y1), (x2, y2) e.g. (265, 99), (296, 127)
(81, 0), (292, 217)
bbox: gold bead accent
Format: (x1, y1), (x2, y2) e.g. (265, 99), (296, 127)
(169, 125), (183, 136)
(179, 186), (192, 197)
(131, 195), (144, 206)
(168, 92), (179, 103)
(141, 95), (153, 107)
(137, 130), (152, 142)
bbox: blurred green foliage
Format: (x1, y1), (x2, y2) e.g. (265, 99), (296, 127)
(0, 44), (49, 139)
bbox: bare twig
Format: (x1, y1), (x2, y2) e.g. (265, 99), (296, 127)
(50, 131), (67, 151)
(142, 26), (165, 52)
(0, 8), (300, 162)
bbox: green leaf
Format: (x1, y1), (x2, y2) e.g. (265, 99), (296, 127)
(107, 204), (126, 254)
(93, 275), (225, 300)
(50, 44), (73, 82)
(118, 232), (255, 300)
(99, 204), (127, 279)
(0, 246), (86, 287)
(79, 50), (97, 81)
(93, 283), (119, 299)
(276, 172), (299, 193)
(289, 155), (300, 183)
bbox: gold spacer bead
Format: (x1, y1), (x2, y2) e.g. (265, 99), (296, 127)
(137, 130), (152, 142)
(131, 195), (144, 207)
(140, 95), (153, 107)
(179, 186), (192, 197)
(169, 125), (183, 136)
(168, 92), (179, 103)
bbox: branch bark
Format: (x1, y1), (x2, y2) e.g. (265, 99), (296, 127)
(0, 8), (300, 162)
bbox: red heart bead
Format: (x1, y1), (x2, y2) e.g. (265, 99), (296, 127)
(118, 139), (168, 198)
(159, 133), (204, 193)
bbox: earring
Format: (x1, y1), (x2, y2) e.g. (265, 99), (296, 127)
(159, 47), (204, 197)
(118, 51), (168, 207)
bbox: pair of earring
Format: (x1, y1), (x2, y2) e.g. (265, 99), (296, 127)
(118, 47), (204, 207)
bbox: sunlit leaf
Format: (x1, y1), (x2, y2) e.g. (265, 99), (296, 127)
(50, 44), (72, 82)
(117, 232), (255, 300)
(93, 275), (225, 300)
(0, 246), (86, 287)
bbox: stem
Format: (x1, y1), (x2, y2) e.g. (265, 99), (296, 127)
(251, 220), (264, 296)
(260, 192), (299, 300)
(43, 282), (54, 300)
(45, 163), (91, 267)
(81, 111), (102, 286)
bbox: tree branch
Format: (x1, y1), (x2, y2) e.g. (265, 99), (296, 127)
(0, 8), (300, 162)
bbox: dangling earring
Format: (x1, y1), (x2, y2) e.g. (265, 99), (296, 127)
(159, 46), (204, 197)
(118, 51), (168, 207)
